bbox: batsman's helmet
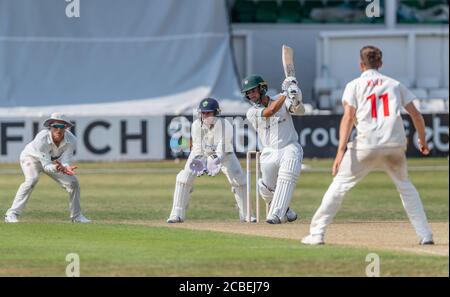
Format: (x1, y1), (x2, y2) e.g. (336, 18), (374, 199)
(241, 74), (268, 101)
(198, 98), (221, 116)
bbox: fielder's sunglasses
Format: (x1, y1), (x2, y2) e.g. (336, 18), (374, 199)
(50, 123), (67, 129)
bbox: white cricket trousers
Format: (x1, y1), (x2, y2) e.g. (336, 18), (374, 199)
(6, 156), (82, 219)
(169, 152), (247, 221)
(310, 147), (433, 240)
(259, 142), (303, 192)
(260, 142), (303, 219)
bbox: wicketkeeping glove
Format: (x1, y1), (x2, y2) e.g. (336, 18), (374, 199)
(189, 155), (207, 177)
(207, 154), (222, 177)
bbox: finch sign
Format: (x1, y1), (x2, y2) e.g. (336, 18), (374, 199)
(0, 116), (165, 162)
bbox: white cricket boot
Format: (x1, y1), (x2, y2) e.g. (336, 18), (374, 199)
(167, 215), (184, 224)
(240, 215), (257, 223)
(266, 214), (287, 224)
(5, 213), (19, 223)
(301, 234), (325, 245)
(286, 207), (298, 222)
(266, 208), (297, 224)
(419, 236), (434, 245)
(72, 214), (92, 223)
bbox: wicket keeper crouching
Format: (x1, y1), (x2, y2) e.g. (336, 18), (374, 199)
(167, 98), (254, 223)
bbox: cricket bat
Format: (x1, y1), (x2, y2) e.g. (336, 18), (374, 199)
(282, 44), (295, 78)
(282, 45), (304, 114)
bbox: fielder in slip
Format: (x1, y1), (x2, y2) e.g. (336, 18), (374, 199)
(5, 113), (91, 223)
(167, 98), (254, 223)
(302, 45), (434, 245)
(242, 74), (305, 224)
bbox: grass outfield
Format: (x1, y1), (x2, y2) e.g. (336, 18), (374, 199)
(0, 223), (448, 277)
(0, 158), (448, 276)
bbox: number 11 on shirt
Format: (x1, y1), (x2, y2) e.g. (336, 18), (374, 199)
(367, 93), (390, 118)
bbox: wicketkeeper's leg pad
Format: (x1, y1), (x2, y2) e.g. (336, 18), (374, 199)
(231, 185), (249, 221)
(169, 169), (196, 221)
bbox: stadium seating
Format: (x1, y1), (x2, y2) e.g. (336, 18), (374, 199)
(419, 98), (447, 112)
(398, 0), (449, 24)
(232, 0), (257, 22)
(400, 0), (447, 10)
(231, 0), (448, 24)
(326, 0), (346, 7)
(231, 0), (393, 24)
(417, 76), (441, 89)
(318, 94), (332, 109)
(255, 0), (279, 22)
(278, 0), (302, 23)
(429, 88), (450, 101)
(330, 88), (345, 113)
(300, 0), (325, 22)
(397, 77), (413, 88)
(410, 88), (429, 100)
(314, 77), (339, 109)
(428, 88), (450, 112)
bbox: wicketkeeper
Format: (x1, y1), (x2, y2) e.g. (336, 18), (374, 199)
(167, 98), (254, 223)
(5, 113), (91, 223)
(243, 74), (305, 224)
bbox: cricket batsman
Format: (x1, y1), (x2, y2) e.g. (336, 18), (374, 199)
(4, 113), (91, 223)
(242, 74), (305, 224)
(302, 45), (434, 245)
(167, 98), (254, 223)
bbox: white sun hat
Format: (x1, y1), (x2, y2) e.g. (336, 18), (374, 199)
(43, 112), (74, 128)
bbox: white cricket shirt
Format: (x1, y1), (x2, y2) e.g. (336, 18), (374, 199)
(342, 69), (416, 149)
(246, 94), (299, 150)
(21, 129), (77, 173)
(190, 117), (234, 158)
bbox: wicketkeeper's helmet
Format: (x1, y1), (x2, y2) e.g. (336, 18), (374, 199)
(198, 98), (221, 116)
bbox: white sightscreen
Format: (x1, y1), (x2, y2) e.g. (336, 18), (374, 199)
(0, 0), (242, 115)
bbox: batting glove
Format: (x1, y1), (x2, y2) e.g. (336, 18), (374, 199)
(281, 76), (297, 92)
(287, 84), (300, 98)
